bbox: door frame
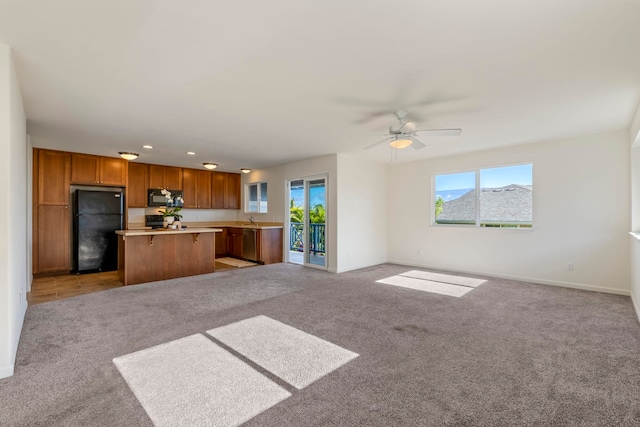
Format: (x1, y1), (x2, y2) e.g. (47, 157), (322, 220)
(285, 174), (328, 271)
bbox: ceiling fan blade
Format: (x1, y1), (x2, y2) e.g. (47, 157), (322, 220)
(363, 136), (393, 150)
(354, 111), (392, 124)
(414, 128), (462, 137)
(409, 136), (425, 150)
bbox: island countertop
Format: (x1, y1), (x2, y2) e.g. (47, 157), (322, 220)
(116, 228), (222, 237)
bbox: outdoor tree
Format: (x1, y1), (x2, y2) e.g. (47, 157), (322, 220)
(290, 199), (304, 223)
(435, 196), (444, 219)
(290, 199), (326, 224)
(309, 204), (325, 224)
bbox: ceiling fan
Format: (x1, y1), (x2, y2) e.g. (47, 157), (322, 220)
(364, 110), (462, 150)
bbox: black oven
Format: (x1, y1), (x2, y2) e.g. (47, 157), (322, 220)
(145, 214), (164, 229)
(148, 189), (184, 207)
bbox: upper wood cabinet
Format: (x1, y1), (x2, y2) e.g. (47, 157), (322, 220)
(71, 153), (127, 186)
(182, 169), (212, 209)
(225, 173), (241, 209)
(101, 157), (128, 186)
(212, 172), (241, 209)
(196, 170), (212, 209)
(127, 162), (149, 208)
(37, 149), (70, 205)
(149, 164), (183, 190)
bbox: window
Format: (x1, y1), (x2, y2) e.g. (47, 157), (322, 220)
(245, 182), (268, 213)
(434, 164), (532, 228)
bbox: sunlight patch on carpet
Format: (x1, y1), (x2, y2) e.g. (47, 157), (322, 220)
(207, 315), (359, 389)
(376, 274), (475, 297)
(399, 270), (487, 288)
(113, 334), (290, 427)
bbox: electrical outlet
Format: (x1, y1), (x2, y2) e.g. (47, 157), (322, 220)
(567, 262), (574, 271)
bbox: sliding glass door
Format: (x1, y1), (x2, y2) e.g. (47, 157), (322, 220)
(288, 176), (327, 269)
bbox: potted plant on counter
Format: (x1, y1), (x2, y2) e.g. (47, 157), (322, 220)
(160, 189), (184, 228)
(161, 206), (183, 227)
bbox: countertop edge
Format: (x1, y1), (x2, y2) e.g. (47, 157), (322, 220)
(117, 228), (222, 236)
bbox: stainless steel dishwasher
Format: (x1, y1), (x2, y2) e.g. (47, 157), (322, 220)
(242, 228), (258, 262)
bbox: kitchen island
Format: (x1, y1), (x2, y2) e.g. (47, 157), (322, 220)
(115, 228), (222, 286)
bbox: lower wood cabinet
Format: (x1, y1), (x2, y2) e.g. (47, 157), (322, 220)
(227, 228), (243, 258)
(36, 205), (70, 273)
(221, 227), (283, 264)
(257, 228), (283, 264)
(215, 228), (228, 256)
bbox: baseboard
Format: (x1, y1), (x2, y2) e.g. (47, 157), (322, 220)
(335, 260), (388, 274)
(0, 364), (14, 379)
(386, 259), (631, 296)
(631, 292), (640, 324)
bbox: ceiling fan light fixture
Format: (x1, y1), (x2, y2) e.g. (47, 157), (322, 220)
(203, 162), (218, 170)
(119, 152), (139, 160)
(240, 168), (251, 174)
(389, 138), (412, 149)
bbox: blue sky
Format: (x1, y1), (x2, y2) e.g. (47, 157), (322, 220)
(436, 164), (532, 191)
(290, 187), (325, 208)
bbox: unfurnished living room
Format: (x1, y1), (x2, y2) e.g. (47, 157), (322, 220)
(2, 2), (640, 426)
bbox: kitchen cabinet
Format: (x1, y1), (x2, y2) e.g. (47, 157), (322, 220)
(37, 149), (70, 205)
(127, 162), (149, 208)
(212, 172), (241, 209)
(37, 205), (71, 273)
(227, 228), (243, 258)
(71, 153), (127, 186)
(149, 164), (183, 190)
(182, 169), (212, 209)
(215, 228), (228, 256)
(257, 228), (283, 264)
(225, 173), (241, 209)
(33, 149), (71, 274)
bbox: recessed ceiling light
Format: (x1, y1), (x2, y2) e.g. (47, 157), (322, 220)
(142, 145), (153, 149)
(119, 152), (139, 160)
(203, 163), (218, 170)
(186, 151), (196, 155)
(240, 168), (251, 174)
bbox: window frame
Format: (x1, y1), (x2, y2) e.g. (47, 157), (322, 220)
(432, 162), (533, 229)
(244, 181), (268, 213)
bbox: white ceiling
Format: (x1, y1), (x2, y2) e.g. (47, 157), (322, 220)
(1, 0), (640, 172)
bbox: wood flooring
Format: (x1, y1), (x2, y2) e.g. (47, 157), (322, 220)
(29, 261), (241, 305)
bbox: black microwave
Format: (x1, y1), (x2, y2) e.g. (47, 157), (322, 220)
(148, 189), (184, 207)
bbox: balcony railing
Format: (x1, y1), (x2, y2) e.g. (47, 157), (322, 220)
(290, 222), (325, 255)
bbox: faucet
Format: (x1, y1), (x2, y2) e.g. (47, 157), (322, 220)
(249, 216), (255, 224)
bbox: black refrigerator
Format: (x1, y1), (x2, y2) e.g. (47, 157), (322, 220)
(73, 190), (124, 273)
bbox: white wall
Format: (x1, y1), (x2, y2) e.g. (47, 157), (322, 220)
(388, 130), (631, 294)
(242, 155), (339, 271)
(336, 153), (387, 272)
(0, 44), (28, 379)
(631, 102), (640, 148)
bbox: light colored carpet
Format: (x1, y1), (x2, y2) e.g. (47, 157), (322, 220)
(113, 334), (291, 427)
(207, 315), (359, 389)
(399, 269), (487, 288)
(377, 274), (475, 297)
(217, 257), (258, 268)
